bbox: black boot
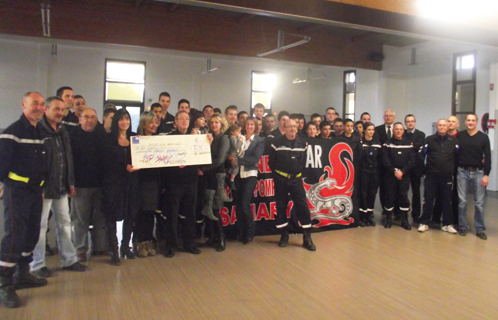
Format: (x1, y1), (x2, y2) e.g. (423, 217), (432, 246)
(365, 211), (376, 226)
(400, 211), (412, 230)
(120, 219), (136, 259)
(384, 212), (393, 229)
(0, 274), (21, 308)
(358, 211), (366, 227)
(303, 228), (316, 251)
(213, 213), (225, 252)
(107, 222), (121, 266)
(13, 263), (47, 290)
(201, 219), (217, 247)
(278, 229), (289, 247)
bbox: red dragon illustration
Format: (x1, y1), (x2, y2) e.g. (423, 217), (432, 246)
(302, 142), (355, 227)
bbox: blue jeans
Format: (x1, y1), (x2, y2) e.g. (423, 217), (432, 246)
(31, 194), (78, 271)
(457, 167), (486, 232)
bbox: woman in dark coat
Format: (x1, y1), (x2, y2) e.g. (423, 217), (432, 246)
(199, 114), (230, 252)
(103, 109), (140, 265)
(232, 117), (265, 244)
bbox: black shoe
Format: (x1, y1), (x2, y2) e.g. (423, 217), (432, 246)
(228, 180), (237, 191)
(278, 232), (289, 247)
(243, 237), (253, 245)
(476, 232), (487, 240)
(0, 277), (21, 308)
(32, 267), (52, 278)
(303, 229), (316, 251)
(120, 247), (136, 259)
(384, 213), (393, 229)
(458, 228), (467, 236)
(63, 262), (87, 272)
(110, 254), (121, 266)
(358, 220), (366, 227)
(14, 271), (48, 290)
(164, 248), (176, 258)
(184, 245), (201, 255)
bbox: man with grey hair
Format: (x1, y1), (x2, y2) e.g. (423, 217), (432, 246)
(69, 108), (111, 263)
(417, 119), (459, 234)
(30, 97), (87, 278)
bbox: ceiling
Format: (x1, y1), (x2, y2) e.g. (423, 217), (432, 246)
(0, 0), (496, 70)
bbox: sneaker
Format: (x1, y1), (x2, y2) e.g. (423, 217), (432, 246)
(418, 224), (429, 233)
(441, 225), (457, 234)
(458, 228), (467, 236)
(31, 267), (52, 278)
(476, 232), (487, 240)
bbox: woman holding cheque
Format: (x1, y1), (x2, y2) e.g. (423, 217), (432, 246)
(231, 117), (265, 244)
(103, 109), (140, 266)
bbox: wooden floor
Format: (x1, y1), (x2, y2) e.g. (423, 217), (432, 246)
(2, 196), (498, 319)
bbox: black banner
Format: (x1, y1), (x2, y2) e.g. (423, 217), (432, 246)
(220, 139), (360, 235)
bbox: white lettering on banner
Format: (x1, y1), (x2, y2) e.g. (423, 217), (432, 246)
(306, 144), (322, 168)
(130, 135), (212, 169)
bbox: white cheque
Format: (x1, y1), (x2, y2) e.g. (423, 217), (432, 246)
(130, 135), (212, 169)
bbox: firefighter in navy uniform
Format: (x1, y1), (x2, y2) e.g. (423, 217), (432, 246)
(382, 122), (415, 230)
(0, 92), (49, 308)
(268, 118), (316, 251)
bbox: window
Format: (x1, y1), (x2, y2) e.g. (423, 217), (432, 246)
(343, 70), (356, 120)
(251, 71), (274, 117)
(452, 52), (476, 129)
(105, 59), (146, 132)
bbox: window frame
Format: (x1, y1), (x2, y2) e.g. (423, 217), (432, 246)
(104, 58), (146, 114)
(343, 70), (356, 120)
(451, 51), (476, 127)
(250, 71), (273, 117)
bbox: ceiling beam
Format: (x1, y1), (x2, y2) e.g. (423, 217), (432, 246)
(236, 14), (255, 24)
(154, 0), (498, 47)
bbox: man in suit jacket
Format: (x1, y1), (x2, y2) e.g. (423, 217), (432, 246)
(403, 114), (426, 223)
(374, 109), (396, 217)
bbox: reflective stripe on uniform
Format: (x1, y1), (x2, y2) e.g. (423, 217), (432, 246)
(21, 252), (32, 257)
(271, 145), (307, 152)
(276, 222), (288, 228)
(8, 172), (44, 186)
(0, 133), (46, 144)
(0, 260), (16, 267)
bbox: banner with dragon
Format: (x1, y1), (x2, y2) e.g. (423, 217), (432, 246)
(220, 139), (360, 236)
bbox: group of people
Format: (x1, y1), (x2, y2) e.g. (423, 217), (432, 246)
(0, 88), (491, 309)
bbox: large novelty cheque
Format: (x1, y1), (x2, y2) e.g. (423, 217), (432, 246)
(221, 138), (360, 236)
(130, 135), (212, 169)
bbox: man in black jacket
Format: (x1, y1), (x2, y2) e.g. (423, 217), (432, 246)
(403, 114), (426, 223)
(0, 92), (48, 308)
(382, 122), (414, 230)
(268, 119), (316, 251)
(162, 111), (201, 258)
(30, 97), (86, 278)
(417, 119), (458, 234)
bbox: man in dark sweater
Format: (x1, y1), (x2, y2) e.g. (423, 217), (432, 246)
(417, 119), (458, 234)
(456, 114), (491, 240)
(69, 108), (111, 261)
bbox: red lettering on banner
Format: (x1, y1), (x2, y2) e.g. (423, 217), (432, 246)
(250, 203), (256, 220)
(219, 208), (230, 226)
(230, 206), (237, 225)
(255, 203), (270, 221)
(258, 155), (271, 173)
(286, 201), (294, 218)
(270, 202), (277, 219)
(255, 178), (275, 198)
(266, 179), (274, 196)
